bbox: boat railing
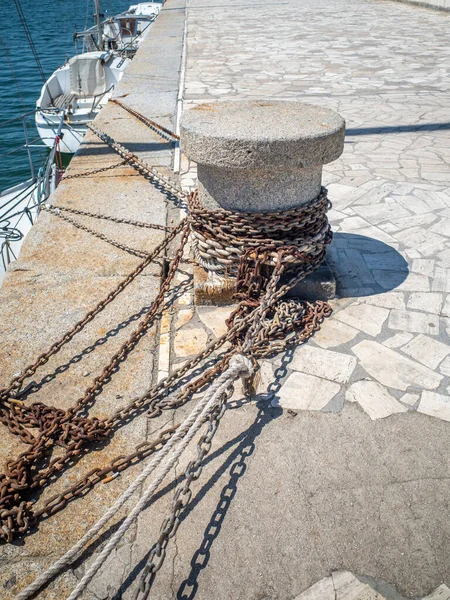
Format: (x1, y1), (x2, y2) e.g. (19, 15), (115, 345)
(91, 84), (115, 111)
(0, 110), (66, 276)
(74, 30), (101, 53)
(0, 113), (40, 180)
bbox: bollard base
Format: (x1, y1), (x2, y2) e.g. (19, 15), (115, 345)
(284, 261), (336, 301)
(193, 265), (236, 306)
(193, 261), (336, 306)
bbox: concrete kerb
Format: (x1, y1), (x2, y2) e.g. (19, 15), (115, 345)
(180, 99), (345, 304)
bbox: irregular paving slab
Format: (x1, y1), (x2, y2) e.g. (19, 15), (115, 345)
(295, 572), (450, 600)
(352, 341), (443, 391)
(346, 380), (408, 420)
(400, 392), (420, 407)
(279, 344), (357, 384)
(401, 334), (450, 369)
(358, 292), (406, 310)
(294, 575), (335, 599)
(424, 585), (450, 600)
(388, 309), (441, 336)
(407, 292), (443, 315)
(418, 391), (450, 422)
(332, 570), (383, 599)
(334, 303), (390, 337)
(197, 305), (235, 337)
(272, 371), (340, 411)
(173, 326), (208, 357)
(312, 318), (359, 349)
(382, 331), (414, 349)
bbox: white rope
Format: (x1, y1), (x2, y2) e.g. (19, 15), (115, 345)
(16, 354), (252, 600)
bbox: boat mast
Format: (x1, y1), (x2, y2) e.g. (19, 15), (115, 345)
(93, 0), (104, 51)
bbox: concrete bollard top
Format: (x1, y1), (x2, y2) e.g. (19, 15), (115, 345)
(180, 100), (345, 170)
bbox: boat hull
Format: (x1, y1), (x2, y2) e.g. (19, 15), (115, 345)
(35, 52), (129, 154)
(0, 179), (39, 285)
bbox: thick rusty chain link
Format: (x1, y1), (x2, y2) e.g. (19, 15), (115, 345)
(189, 188), (331, 273)
(0, 222), (189, 542)
(0, 127), (333, 548)
(61, 159), (129, 180)
(110, 98), (180, 142)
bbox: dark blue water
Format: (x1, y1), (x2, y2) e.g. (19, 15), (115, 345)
(0, 0), (131, 192)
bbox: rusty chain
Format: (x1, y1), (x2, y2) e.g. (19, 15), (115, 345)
(44, 203), (173, 232)
(61, 159), (130, 180)
(0, 220), (186, 405)
(0, 221), (189, 542)
(0, 127), (332, 551)
(43, 205), (156, 259)
(189, 188), (331, 273)
(44, 204), (195, 264)
(110, 98), (180, 142)
(87, 122), (187, 201)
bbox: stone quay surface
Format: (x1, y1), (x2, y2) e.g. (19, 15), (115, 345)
(181, 100), (345, 212)
(1, 0), (450, 599)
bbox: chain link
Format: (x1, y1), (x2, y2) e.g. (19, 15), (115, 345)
(87, 122), (187, 201)
(61, 159), (129, 180)
(134, 391), (231, 600)
(110, 99), (180, 142)
(44, 205), (153, 258)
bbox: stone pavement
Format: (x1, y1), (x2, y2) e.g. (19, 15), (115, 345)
(1, 0), (450, 598)
(166, 0), (450, 597)
(180, 0), (450, 422)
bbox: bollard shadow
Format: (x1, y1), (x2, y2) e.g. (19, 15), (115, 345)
(346, 121), (450, 136)
(326, 232), (409, 298)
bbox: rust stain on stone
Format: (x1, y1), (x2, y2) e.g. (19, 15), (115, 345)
(192, 103), (217, 112)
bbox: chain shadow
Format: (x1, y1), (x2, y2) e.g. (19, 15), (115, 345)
(5, 276), (196, 545)
(19, 274), (192, 403)
(16, 347), (293, 597)
(175, 349), (294, 600)
(106, 348), (294, 600)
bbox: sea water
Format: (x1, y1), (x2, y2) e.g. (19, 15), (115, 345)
(0, 0), (131, 192)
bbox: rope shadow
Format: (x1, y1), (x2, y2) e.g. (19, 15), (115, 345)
(113, 348), (294, 600)
(175, 351), (293, 600)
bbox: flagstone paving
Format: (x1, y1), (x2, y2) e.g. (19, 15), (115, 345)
(178, 0), (450, 427)
(162, 0), (450, 597)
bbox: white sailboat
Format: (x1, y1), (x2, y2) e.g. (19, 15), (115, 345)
(35, 0), (131, 154)
(35, 51), (129, 153)
(76, 3), (162, 57)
